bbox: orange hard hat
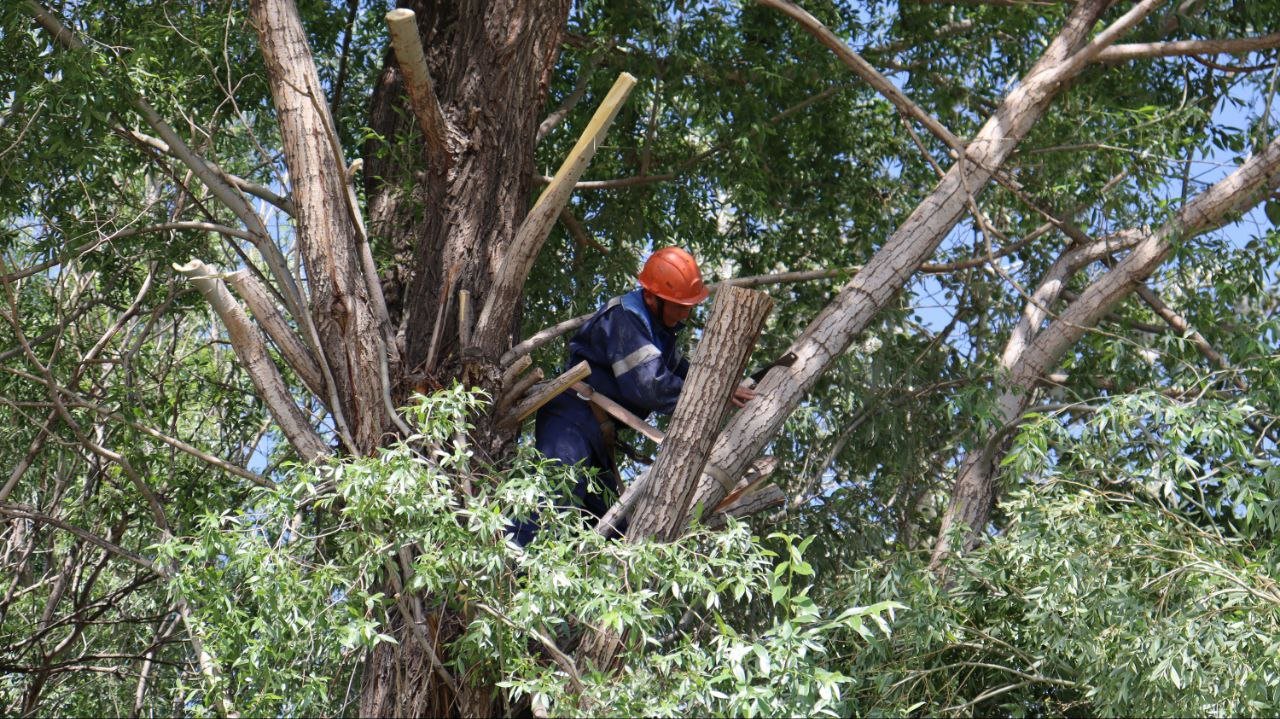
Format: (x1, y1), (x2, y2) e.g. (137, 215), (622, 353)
(637, 247), (709, 305)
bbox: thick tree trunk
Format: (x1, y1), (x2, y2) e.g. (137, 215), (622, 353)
(364, 0), (572, 393)
(251, 0), (388, 455)
(358, 2), (571, 715)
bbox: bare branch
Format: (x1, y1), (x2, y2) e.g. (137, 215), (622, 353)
(252, 0), (390, 453)
(494, 367), (544, 417)
(0, 365), (271, 487)
(501, 355), (533, 389)
(385, 9), (453, 170)
(757, 0), (965, 154)
(0, 502), (159, 575)
(1096, 32), (1280, 63)
(225, 269), (325, 399)
(932, 132), (1280, 569)
(558, 207), (608, 255)
(537, 52), (603, 143)
(124, 129), (296, 215)
(534, 173), (677, 191)
(630, 286), (773, 540)
(1013, 132), (1280, 386)
(176, 260), (330, 463)
(472, 73), (637, 355)
(498, 361), (591, 430)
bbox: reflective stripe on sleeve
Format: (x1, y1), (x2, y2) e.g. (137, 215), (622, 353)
(612, 344), (661, 377)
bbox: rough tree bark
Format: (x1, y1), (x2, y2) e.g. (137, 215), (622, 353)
(31, 0), (1280, 713)
(930, 132), (1280, 568)
(628, 285), (774, 541)
(363, 0), (572, 395)
(357, 2), (574, 715)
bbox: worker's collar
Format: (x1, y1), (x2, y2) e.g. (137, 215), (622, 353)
(646, 302), (685, 333)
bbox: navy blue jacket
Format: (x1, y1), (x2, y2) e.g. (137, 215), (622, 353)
(568, 289), (690, 418)
(512, 290), (690, 544)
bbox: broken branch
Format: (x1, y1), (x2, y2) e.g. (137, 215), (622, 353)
(175, 260), (330, 463)
(495, 366), (544, 417)
(498, 361), (591, 430)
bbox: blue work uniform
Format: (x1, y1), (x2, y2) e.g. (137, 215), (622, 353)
(511, 289), (690, 545)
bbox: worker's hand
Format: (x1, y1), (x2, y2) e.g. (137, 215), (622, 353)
(730, 384), (757, 408)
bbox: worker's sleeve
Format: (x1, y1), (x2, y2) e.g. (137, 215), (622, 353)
(605, 311), (684, 415)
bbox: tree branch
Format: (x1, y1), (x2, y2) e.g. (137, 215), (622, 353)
(472, 73), (637, 355)
(537, 52), (603, 143)
(0, 503), (159, 575)
(385, 9), (453, 171)
(24, 2), (308, 327)
(123, 129), (296, 215)
(1095, 32), (1280, 64)
(225, 268), (325, 400)
(175, 260), (330, 463)
(684, 0), (1118, 519)
(534, 173), (677, 191)
(630, 286), (773, 541)
(757, 0), (965, 154)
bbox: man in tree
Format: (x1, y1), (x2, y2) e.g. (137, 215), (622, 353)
(512, 247), (756, 544)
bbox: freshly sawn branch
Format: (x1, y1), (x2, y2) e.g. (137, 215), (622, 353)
(472, 72), (637, 355)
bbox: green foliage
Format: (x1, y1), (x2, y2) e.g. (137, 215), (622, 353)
(159, 388), (898, 717)
(4, 0), (1280, 714)
(828, 391), (1280, 716)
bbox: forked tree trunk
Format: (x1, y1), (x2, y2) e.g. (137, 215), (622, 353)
(356, 2), (571, 715)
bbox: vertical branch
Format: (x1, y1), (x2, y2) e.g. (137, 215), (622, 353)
(471, 72), (637, 355)
(629, 286), (774, 541)
(251, 0), (389, 453)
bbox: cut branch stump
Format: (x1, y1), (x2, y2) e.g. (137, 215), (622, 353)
(385, 9), (451, 169)
(497, 361), (590, 430)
